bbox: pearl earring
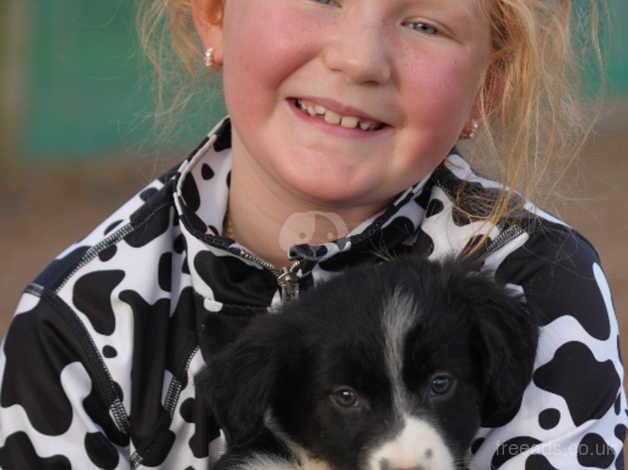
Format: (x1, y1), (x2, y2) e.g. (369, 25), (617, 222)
(462, 120), (479, 140)
(204, 47), (216, 68)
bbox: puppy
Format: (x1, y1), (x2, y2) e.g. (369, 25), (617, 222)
(197, 257), (538, 470)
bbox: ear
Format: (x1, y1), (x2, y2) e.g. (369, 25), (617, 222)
(191, 0), (225, 64)
(195, 316), (303, 447)
(458, 277), (539, 427)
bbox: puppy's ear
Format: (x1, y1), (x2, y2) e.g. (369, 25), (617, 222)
(459, 277), (539, 427)
(195, 316), (303, 447)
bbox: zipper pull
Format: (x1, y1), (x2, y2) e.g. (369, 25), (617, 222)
(277, 259), (303, 304)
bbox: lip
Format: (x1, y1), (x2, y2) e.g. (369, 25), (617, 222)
(290, 96), (389, 126)
(287, 99), (391, 139)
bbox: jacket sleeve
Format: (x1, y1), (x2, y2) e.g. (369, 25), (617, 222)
(0, 287), (131, 469)
(468, 226), (627, 469)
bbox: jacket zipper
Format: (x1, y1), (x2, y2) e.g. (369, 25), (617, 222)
(194, 225), (307, 304)
(432, 178), (527, 261)
(481, 224), (525, 259)
(231, 246), (304, 304)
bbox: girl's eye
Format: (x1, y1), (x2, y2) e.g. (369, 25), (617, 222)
(405, 22), (439, 36)
(330, 387), (360, 408)
(311, 0), (338, 5)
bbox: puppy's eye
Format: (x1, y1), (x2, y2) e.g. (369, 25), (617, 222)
(330, 387), (360, 408)
(430, 373), (454, 395)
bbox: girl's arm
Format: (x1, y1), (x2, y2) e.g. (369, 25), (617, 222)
(469, 224), (627, 469)
(0, 287), (131, 469)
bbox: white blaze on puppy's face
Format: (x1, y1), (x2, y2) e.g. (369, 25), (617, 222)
(369, 288), (456, 470)
(368, 416), (456, 470)
(382, 288), (417, 413)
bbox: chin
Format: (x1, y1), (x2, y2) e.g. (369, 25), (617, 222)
(197, 256), (539, 470)
(279, 164), (388, 207)
(277, 166), (432, 211)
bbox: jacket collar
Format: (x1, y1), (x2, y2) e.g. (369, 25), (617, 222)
(170, 116), (499, 310)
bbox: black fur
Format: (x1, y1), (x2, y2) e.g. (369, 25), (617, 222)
(196, 256), (539, 469)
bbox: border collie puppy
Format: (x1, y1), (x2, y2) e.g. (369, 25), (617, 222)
(197, 257), (538, 470)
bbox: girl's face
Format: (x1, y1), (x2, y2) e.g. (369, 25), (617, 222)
(216, 0), (492, 206)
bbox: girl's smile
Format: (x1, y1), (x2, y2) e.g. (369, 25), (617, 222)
(287, 97), (392, 139)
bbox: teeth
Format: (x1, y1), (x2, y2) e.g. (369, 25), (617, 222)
(295, 99), (382, 131)
(341, 116), (359, 128)
(324, 110), (341, 125)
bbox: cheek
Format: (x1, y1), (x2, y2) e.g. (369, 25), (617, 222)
(222, 2), (321, 116)
(305, 402), (393, 466)
(432, 383), (481, 449)
(402, 52), (483, 129)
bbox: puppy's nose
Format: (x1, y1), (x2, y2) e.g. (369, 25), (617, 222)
(379, 459), (426, 470)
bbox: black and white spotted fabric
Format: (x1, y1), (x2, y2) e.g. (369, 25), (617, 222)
(1, 116), (626, 469)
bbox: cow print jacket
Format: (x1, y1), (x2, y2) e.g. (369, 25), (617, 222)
(1, 116), (626, 469)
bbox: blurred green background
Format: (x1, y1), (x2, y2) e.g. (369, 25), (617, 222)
(1, 0), (227, 162)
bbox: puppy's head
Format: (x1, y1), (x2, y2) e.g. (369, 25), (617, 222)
(198, 257), (538, 470)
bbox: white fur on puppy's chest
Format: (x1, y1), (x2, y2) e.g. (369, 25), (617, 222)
(367, 416), (455, 470)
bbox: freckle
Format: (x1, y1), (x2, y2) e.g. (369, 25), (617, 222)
(425, 448), (433, 459)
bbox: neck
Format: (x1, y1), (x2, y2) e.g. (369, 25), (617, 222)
(227, 135), (391, 269)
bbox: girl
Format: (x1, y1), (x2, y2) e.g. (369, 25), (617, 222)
(0, 0), (625, 468)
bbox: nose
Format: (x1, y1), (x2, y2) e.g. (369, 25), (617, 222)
(379, 460), (427, 470)
(321, 13), (392, 85)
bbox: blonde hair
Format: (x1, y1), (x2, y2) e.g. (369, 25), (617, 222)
(137, 0), (605, 253)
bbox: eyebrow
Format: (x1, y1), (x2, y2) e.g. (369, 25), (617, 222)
(403, 0), (480, 22)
